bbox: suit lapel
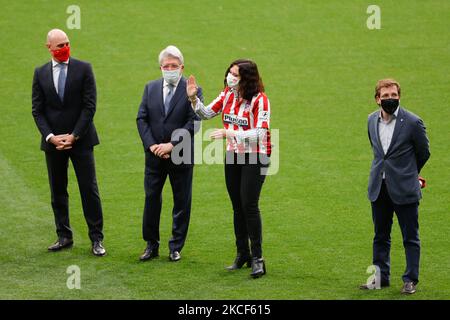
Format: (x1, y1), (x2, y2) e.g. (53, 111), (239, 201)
(385, 107), (405, 156)
(46, 62), (62, 105)
(157, 79), (165, 117)
(373, 112), (383, 153)
(165, 77), (186, 119)
(62, 59), (74, 104)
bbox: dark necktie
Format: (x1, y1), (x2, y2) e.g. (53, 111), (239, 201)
(164, 84), (174, 115)
(57, 63), (67, 101)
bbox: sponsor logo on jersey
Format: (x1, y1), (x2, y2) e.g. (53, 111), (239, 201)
(258, 111), (269, 121)
(224, 114), (249, 126)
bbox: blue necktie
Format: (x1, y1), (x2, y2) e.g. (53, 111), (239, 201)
(57, 63), (67, 101)
(164, 84), (174, 115)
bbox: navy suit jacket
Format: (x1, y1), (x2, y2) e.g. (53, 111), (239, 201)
(32, 58), (99, 152)
(367, 106), (430, 205)
(136, 77), (202, 163)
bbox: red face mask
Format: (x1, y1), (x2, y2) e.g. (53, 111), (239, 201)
(51, 45), (70, 62)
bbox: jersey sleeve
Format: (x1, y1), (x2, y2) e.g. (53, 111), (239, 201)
(193, 88), (228, 120)
(253, 93), (270, 129)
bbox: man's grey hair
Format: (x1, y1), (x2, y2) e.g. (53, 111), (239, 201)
(158, 45), (184, 65)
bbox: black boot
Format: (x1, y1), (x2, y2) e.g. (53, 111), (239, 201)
(250, 257), (266, 278)
(226, 253), (251, 270)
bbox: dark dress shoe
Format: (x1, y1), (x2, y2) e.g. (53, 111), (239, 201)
(359, 280), (390, 290)
(92, 241), (106, 256)
(140, 246), (159, 261)
(401, 282), (417, 294)
(48, 238), (73, 251)
(226, 254), (251, 270)
(250, 257), (266, 278)
(169, 251), (181, 262)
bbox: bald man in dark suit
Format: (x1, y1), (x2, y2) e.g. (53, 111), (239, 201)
(32, 29), (106, 256)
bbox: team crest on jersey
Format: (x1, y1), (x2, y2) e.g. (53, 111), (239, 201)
(224, 114), (249, 127)
(258, 111), (269, 121)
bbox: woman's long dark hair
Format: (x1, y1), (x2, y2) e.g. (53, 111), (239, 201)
(223, 59), (264, 101)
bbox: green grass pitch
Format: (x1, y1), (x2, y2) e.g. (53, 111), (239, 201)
(0, 0), (449, 299)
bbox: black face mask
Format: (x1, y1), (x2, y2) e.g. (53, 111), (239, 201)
(380, 98), (399, 115)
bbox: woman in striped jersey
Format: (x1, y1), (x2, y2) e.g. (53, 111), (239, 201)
(187, 59), (271, 278)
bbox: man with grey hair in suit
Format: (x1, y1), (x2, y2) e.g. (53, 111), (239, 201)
(137, 45), (203, 262)
(360, 78), (430, 294)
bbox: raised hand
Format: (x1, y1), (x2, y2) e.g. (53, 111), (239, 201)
(186, 75), (198, 99)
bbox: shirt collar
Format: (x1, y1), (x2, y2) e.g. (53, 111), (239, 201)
(378, 106), (399, 121)
(163, 77), (181, 88)
(52, 58), (69, 67)
(393, 106), (399, 117)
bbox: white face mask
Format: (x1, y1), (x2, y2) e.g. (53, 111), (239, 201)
(162, 69), (181, 85)
(226, 72), (240, 88)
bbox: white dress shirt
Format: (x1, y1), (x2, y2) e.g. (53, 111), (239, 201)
(46, 59), (70, 142)
(163, 77), (181, 103)
(378, 107), (399, 178)
(52, 58), (69, 94)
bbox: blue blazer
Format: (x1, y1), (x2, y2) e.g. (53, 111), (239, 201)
(367, 107), (430, 205)
(136, 77), (202, 160)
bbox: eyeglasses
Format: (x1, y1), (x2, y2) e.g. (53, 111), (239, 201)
(161, 63), (181, 70)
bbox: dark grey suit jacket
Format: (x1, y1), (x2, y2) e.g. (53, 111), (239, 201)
(367, 106), (430, 205)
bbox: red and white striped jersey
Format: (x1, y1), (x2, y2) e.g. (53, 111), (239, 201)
(193, 87), (271, 155)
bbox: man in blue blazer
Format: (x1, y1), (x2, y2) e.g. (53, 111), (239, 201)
(361, 79), (430, 294)
(137, 45), (203, 262)
(32, 29), (105, 256)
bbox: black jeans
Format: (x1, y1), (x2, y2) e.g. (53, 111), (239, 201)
(224, 152), (269, 258)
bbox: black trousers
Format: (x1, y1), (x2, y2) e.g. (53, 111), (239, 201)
(371, 181), (420, 284)
(45, 148), (104, 242)
(142, 153), (193, 253)
(224, 152), (268, 259)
